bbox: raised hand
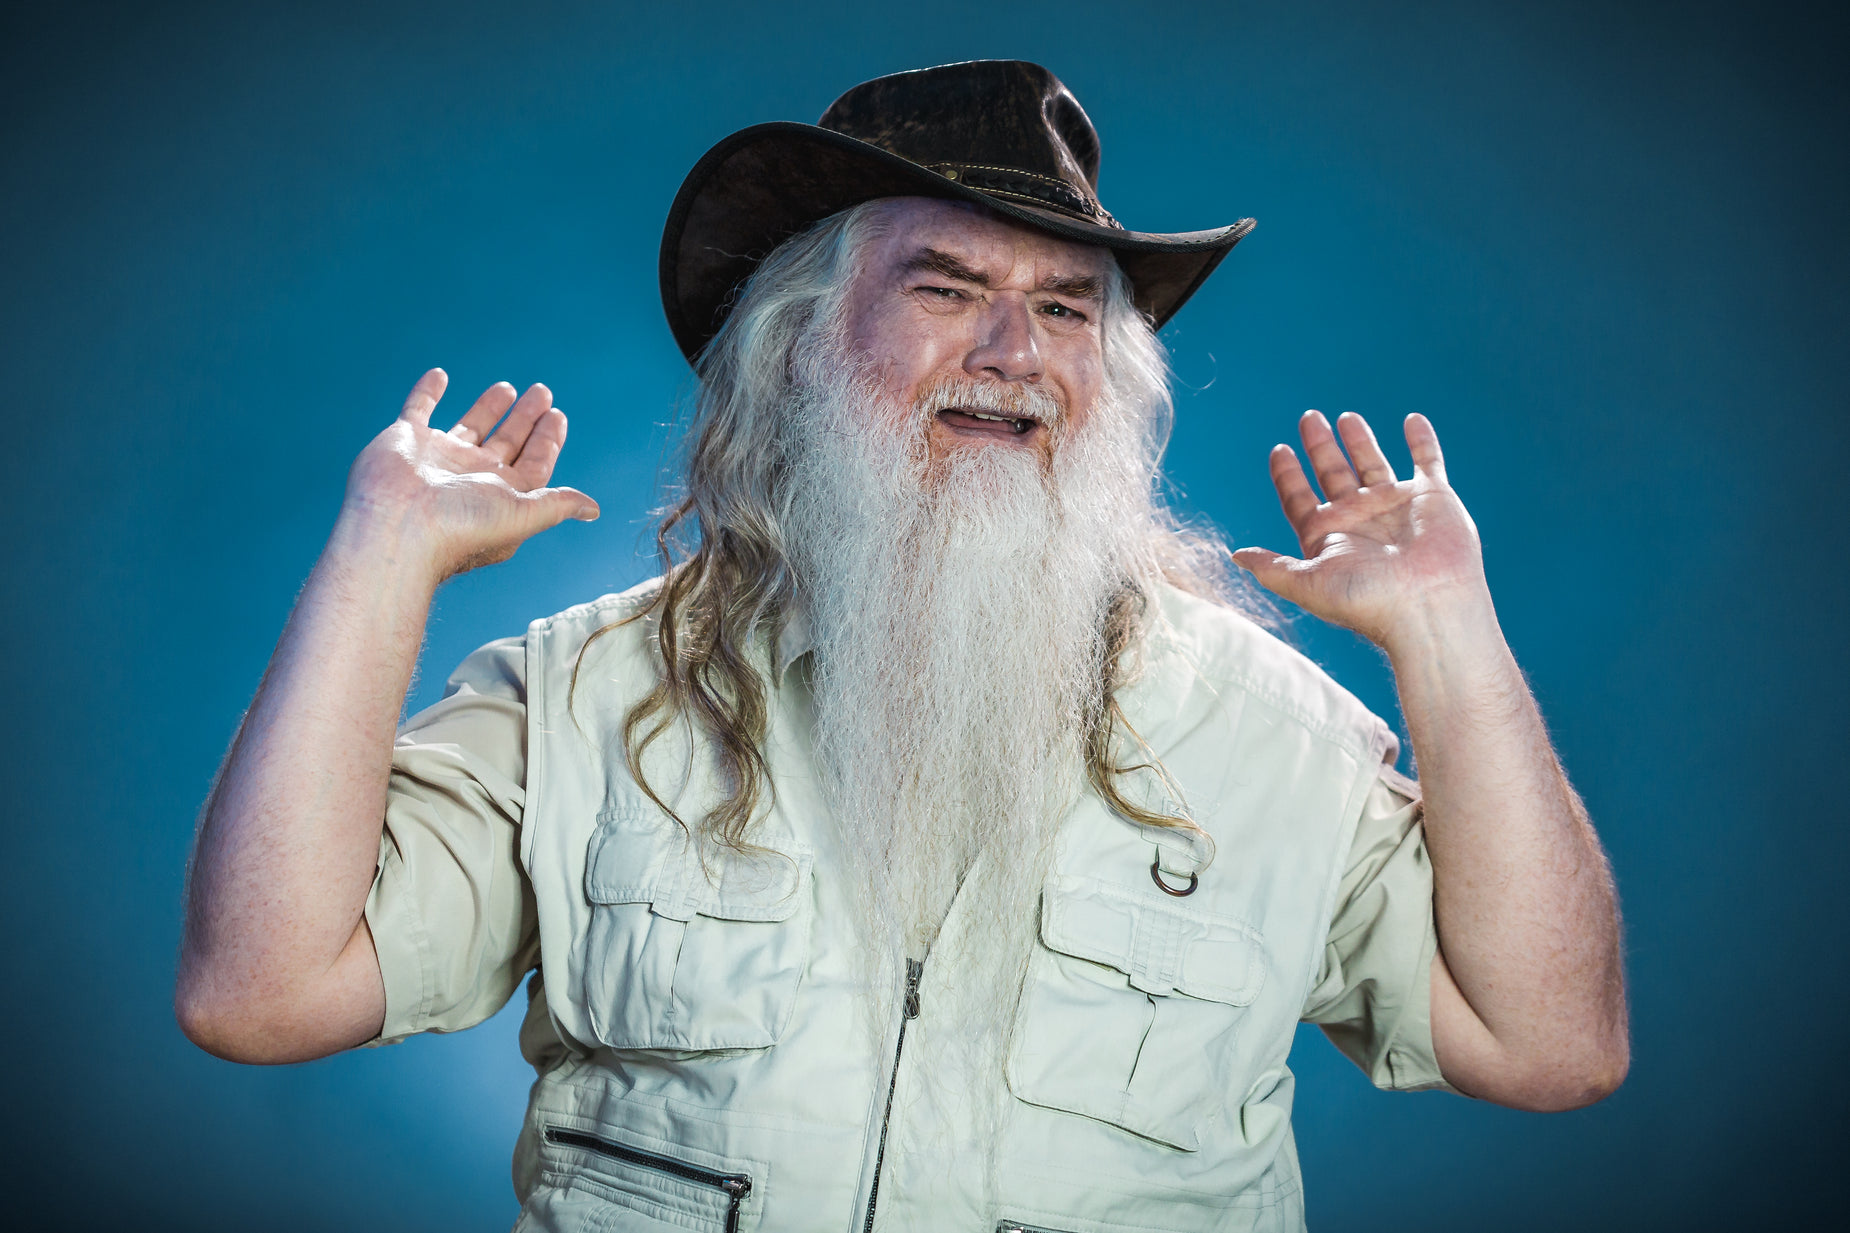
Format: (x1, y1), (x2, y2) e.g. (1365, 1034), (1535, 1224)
(340, 369), (600, 584)
(178, 368), (601, 1064)
(1234, 412), (1630, 1111)
(1232, 410), (1489, 653)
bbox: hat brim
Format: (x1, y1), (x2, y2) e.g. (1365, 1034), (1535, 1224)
(659, 121), (1255, 364)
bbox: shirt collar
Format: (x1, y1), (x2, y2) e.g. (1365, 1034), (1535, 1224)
(770, 605), (814, 687)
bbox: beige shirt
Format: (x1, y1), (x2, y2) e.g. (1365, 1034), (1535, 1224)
(365, 624), (1448, 1096)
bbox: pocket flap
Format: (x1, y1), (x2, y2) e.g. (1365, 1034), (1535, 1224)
(585, 809), (810, 923)
(1040, 873), (1265, 1005)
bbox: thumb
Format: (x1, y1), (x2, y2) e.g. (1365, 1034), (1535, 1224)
(519, 486), (601, 534)
(1230, 547), (1305, 603)
(546, 486), (601, 523)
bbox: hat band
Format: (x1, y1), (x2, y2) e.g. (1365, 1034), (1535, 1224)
(927, 162), (1121, 229)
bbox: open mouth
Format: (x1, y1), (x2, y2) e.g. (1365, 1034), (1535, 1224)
(936, 407), (1040, 439)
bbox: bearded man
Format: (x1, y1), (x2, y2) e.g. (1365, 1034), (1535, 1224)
(176, 61), (1627, 1232)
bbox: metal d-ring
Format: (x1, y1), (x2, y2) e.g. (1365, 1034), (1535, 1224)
(1150, 859), (1199, 897)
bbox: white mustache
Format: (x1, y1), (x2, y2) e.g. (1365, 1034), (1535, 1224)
(914, 376), (1064, 428)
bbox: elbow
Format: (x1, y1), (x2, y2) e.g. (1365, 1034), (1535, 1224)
(1524, 1053), (1628, 1113)
(1497, 1033), (1630, 1112)
(174, 973), (322, 1066)
(174, 975), (269, 1064)
(174, 980), (236, 1060)
(1572, 1033), (1631, 1107)
(174, 948), (383, 1065)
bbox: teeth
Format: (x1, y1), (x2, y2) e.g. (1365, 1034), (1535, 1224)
(941, 407), (1036, 433)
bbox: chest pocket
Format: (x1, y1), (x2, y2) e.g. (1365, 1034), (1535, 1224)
(581, 806), (814, 1052)
(1007, 872), (1266, 1151)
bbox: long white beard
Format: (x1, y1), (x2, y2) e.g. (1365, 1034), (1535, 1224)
(778, 335), (1157, 1093)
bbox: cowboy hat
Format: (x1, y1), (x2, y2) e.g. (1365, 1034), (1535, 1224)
(659, 59), (1255, 364)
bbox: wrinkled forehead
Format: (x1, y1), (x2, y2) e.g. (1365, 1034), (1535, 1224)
(858, 196), (1115, 285)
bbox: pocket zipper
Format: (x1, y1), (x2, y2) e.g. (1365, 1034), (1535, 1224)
(996, 1223), (1076, 1233)
(544, 1127), (753, 1233)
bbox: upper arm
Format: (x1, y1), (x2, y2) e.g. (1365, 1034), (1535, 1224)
(1428, 945), (1497, 1100)
(176, 636), (531, 1065)
(1314, 772), (1601, 1108)
(364, 638), (537, 1045)
(1428, 934), (1627, 1111)
(1302, 767), (1453, 1093)
(298, 917), (391, 1060)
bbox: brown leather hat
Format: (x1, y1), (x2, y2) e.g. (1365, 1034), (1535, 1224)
(659, 60), (1255, 364)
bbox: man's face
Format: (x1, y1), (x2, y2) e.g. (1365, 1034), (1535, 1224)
(839, 197), (1112, 466)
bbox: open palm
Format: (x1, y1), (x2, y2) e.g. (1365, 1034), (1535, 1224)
(1232, 411), (1487, 649)
(343, 369), (599, 582)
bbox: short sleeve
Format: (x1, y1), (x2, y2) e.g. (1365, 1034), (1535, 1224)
(364, 636), (537, 1045)
(1300, 764), (1454, 1093)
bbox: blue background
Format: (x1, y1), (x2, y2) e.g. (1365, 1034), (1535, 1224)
(3, 1), (1843, 1227)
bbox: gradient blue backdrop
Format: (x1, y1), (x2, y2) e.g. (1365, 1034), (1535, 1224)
(3, 2), (1843, 1228)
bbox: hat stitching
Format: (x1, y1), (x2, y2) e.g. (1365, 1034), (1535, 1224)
(933, 166), (1118, 228)
(949, 182), (1118, 228)
(927, 161), (1112, 218)
(934, 163), (1090, 190)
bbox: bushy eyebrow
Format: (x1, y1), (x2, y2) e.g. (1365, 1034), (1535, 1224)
(1039, 271), (1104, 299)
(901, 246), (1103, 300)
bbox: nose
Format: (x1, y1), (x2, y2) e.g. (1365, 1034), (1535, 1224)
(963, 293), (1042, 384)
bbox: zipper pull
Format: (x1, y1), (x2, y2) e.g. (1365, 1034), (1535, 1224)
(904, 957), (923, 1020)
(721, 1176), (752, 1233)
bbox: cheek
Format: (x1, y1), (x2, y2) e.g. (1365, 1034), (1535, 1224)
(846, 300), (908, 372)
(1059, 352), (1106, 423)
(850, 310), (960, 403)
(843, 292), (890, 357)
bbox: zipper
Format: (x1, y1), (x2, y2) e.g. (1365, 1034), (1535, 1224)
(544, 1127), (753, 1233)
(995, 1224), (1077, 1233)
(861, 956), (924, 1233)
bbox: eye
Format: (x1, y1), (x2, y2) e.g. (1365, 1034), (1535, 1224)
(1040, 301), (1088, 322)
(916, 284), (967, 300)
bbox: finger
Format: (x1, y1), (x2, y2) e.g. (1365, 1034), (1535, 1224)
(1336, 412), (1397, 487)
(1405, 413), (1448, 481)
(1268, 443), (1322, 532)
(1299, 410), (1360, 501)
(449, 381), (517, 445)
(1230, 547), (1307, 606)
(509, 408), (568, 489)
(398, 368), (448, 427)
(483, 383), (553, 463)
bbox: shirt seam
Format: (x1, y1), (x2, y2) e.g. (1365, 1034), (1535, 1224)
(1152, 585), (1386, 758)
(1298, 723), (1396, 1021)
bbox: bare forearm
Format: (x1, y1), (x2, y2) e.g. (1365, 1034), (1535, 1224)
(178, 509), (439, 1061)
(1386, 591), (1627, 1107)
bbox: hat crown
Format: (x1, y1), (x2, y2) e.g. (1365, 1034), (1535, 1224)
(818, 60), (1108, 223)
